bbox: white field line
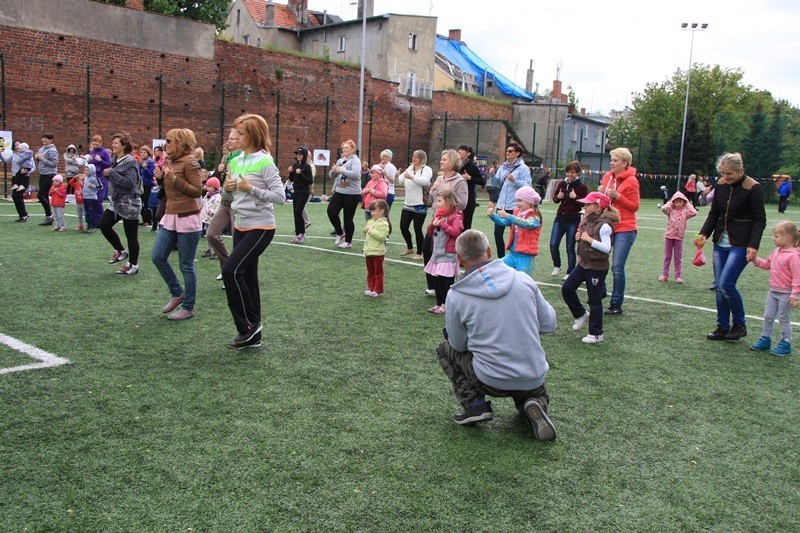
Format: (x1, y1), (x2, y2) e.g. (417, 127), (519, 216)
(0, 333), (72, 375)
(273, 234), (799, 326)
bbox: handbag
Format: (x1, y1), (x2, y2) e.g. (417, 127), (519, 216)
(422, 184), (433, 207)
(486, 185), (501, 203)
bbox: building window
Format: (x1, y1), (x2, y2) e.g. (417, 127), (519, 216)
(584, 127), (589, 140)
(595, 131), (602, 147)
(257, 37), (261, 47)
(338, 36), (346, 52)
(243, 34), (249, 45)
(311, 39), (319, 55)
(236, 9), (240, 25)
(406, 71), (417, 97)
(408, 33), (418, 50)
(572, 125), (579, 142)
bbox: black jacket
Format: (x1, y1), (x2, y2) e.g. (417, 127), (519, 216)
(699, 175), (766, 250)
(458, 157), (485, 204)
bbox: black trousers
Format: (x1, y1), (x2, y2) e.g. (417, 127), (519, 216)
(400, 208), (427, 253)
(293, 190), (310, 235)
(222, 228), (274, 334)
(99, 209), (140, 265)
(562, 265), (608, 336)
(327, 192), (360, 243)
(38, 174), (55, 217)
(12, 172), (30, 218)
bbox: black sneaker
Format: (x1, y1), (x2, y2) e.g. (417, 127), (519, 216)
(604, 305), (623, 315)
(453, 400), (493, 425)
(523, 398), (556, 441)
(15, 216), (29, 222)
(723, 324), (747, 341)
(39, 217), (53, 226)
(228, 332), (262, 350)
(228, 324), (263, 349)
(707, 326), (729, 340)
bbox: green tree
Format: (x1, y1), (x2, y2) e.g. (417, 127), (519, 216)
(145, 0), (230, 30)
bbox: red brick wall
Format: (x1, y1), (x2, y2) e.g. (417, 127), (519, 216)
(0, 25), (505, 173)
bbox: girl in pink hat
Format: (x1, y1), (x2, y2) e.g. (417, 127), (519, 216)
(487, 185), (542, 277)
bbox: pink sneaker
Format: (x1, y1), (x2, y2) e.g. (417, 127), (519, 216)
(167, 308), (194, 320)
(162, 293), (185, 313)
(675, 277), (684, 284)
(427, 305), (439, 313)
(658, 275), (668, 282)
(433, 305), (446, 315)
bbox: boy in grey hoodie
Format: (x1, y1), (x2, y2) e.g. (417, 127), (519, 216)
(436, 229), (557, 441)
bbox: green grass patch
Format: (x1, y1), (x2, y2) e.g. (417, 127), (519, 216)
(0, 344), (40, 370)
(0, 197), (799, 530)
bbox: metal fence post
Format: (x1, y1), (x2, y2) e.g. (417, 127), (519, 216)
(157, 74), (163, 139)
(443, 111), (448, 149)
(275, 90), (281, 164)
(323, 96), (329, 195)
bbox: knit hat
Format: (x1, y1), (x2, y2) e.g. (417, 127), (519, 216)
(578, 191), (611, 210)
(205, 177), (220, 190)
(370, 164), (383, 175)
(380, 149), (393, 159)
(75, 157), (87, 167)
(515, 185), (541, 206)
(19, 142), (29, 151)
(52, 174), (64, 183)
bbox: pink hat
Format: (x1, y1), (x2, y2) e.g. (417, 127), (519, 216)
(370, 164), (383, 175)
(578, 191), (611, 210)
(52, 174), (64, 183)
(515, 186), (541, 206)
(205, 177), (220, 190)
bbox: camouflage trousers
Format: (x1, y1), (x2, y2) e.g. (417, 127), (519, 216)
(436, 339), (549, 411)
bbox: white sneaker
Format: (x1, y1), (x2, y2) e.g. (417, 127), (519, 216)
(334, 234), (345, 245)
(581, 334), (604, 344)
(364, 290), (372, 296)
(572, 311), (590, 331)
(338, 242), (352, 249)
(297, 234), (306, 243)
(563, 273), (570, 280)
(551, 267), (561, 277)
(216, 273), (223, 281)
(366, 291), (379, 297)
(425, 289), (436, 296)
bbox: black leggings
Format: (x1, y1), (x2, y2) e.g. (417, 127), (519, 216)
(327, 192), (360, 243)
(38, 174), (54, 217)
(293, 190), (310, 236)
(99, 209), (140, 265)
(434, 275), (455, 306)
(423, 234), (434, 290)
(400, 208), (427, 253)
(494, 222), (508, 259)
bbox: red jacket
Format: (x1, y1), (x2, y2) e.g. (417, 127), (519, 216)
(49, 183), (67, 208)
(427, 209), (463, 254)
(600, 166), (639, 233)
(68, 176), (84, 204)
(506, 208), (541, 255)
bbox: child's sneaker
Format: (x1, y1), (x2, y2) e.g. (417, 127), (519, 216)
(58, 227), (68, 232)
(658, 275), (668, 282)
(675, 277), (684, 284)
(770, 339), (791, 356)
(581, 334), (604, 344)
(76, 225), (84, 231)
(749, 335), (772, 352)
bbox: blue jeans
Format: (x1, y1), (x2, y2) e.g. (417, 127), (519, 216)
(549, 217), (579, 273)
(151, 227), (202, 311)
(609, 230), (637, 308)
(712, 245), (748, 328)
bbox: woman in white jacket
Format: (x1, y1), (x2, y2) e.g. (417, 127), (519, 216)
(398, 150), (432, 260)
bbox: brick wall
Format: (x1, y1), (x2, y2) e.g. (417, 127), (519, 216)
(0, 25), (506, 175)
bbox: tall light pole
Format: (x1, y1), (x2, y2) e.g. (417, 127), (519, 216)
(357, 1), (368, 158)
(677, 22), (708, 192)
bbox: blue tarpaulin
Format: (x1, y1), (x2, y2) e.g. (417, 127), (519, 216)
(435, 35), (534, 101)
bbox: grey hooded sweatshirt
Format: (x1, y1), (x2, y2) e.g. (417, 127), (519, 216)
(445, 259), (556, 391)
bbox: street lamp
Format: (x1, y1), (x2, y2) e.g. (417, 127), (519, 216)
(677, 22), (708, 192)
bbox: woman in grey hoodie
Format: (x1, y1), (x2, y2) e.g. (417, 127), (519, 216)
(327, 139), (362, 249)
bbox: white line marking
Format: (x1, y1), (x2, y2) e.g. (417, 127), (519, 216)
(0, 333), (72, 375)
(273, 234), (798, 326)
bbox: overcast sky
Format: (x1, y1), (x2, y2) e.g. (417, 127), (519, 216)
(309, 0), (800, 114)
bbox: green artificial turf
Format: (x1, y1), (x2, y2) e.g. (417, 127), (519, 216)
(0, 197), (799, 531)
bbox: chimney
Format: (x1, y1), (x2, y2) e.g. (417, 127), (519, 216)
(525, 59), (534, 93)
(448, 29), (462, 42)
(125, 0), (144, 10)
(288, 0), (308, 24)
(552, 79), (562, 99)
(265, 0), (275, 26)
(357, 0), (374, 18)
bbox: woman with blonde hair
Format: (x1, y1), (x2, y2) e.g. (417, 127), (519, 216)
(398, 149), (433, 259)
(328, 139), (362, 248)
(151, 128), (203, 320)
(221, 113), (285, 349)
(695, 152), (766, 341)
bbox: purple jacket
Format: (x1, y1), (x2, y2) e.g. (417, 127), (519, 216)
(89, 147), (112, 202)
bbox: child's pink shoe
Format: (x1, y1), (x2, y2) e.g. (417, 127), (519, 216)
(675, 277), (684, 284)
(658, 275), (668, 282)
(427, 305), (439, 313)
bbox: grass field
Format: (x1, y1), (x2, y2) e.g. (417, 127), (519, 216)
(1, 195), (799, 531)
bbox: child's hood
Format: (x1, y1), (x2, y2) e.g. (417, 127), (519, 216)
(670, 191), (690, 204)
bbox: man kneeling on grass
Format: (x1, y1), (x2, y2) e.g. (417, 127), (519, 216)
(436, 229), (557, 441)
